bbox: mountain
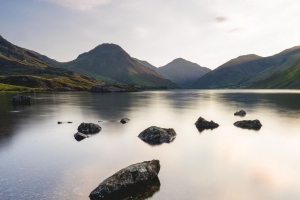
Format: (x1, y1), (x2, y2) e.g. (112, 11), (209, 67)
(250, 60), (300, 89)
(46, 44), (177, 89)
(133, 58), (157, 71)
(190, 46), (300, 89)
(155, 58), (211, 87)
(0, 35), (99, 91)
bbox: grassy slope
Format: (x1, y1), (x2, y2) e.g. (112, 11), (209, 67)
(190, 47), (300, 89)
(0, 35), (100, 91)
(250, 60), (300, 89)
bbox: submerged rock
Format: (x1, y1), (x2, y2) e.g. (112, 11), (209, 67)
(89, 160), (160, 200)
(78, 123), (102, 134)
(234, 120), (262, 130)
(138, 126), (176, 144)
(57, 121), (62, 124)
(120, 118), (130, 124)
(234, 110), (246, 116)
(74, 132), (89, 141)
(195, 117), (219, 130)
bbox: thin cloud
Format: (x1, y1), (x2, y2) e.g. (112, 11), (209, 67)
(228, 28), (245, 33)
(38, 0), (111, 10)
(215, 16), (228, 23)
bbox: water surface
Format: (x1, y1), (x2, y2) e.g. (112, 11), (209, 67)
(0, 90), (300, 200)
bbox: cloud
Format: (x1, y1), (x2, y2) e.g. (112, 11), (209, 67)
(228, 28), (245, 33)
(38, 0), (111, 10)
(215, 16), (228, 23)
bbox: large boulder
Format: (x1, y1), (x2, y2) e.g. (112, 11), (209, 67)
(234, 120), (262, 130)
(138, 126), (176, 144)
(120, 118), (130, 124)
(78, 123), (102, 134)
(234, 110), (246, 116)
(195, 117), (219, 130)
(89, 160), (160, 200)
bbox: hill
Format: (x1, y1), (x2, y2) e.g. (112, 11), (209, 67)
(133, 58), (157, 71)
(45, 44), (178, 89)
(0, 35), (99, 91)
(156, 58), (211, 87)
(250, 60), (300, 89)
(190, 47), (300, 89)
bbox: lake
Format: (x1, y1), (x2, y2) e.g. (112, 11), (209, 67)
(0, 90), (300, 200)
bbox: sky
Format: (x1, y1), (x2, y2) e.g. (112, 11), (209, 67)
(0, 0), (300, 69)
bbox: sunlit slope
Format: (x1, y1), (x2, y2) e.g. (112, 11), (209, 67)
(0, 35), (99, 91)
(250, 60), (300, 89)
(190, 46), (300, 89)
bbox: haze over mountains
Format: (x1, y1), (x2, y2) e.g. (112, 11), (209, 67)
(43, 44), (177, 89)
(134, 58), (211, 87)
(1, 34), (300, 91)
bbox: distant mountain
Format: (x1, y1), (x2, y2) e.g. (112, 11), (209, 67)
(133, 58), (157, 71)
(190, 46), (300, 89)
(155, 58), (211, 87)
(0, 35), (99, 91)
(45, 44), (177, 89)
(250, 60), (300, 89)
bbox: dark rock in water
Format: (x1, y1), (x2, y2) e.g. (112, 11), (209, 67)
(67, 122), (73, 123)
(89, 160), (160, 200)
(12, 95), (31, 105)
(74, 132), (89, 141)
(120, 118), (130, 124)
(234, 110), (246, 116)
(138, 126), (176, 144)
(234, 119), (262, 130)
(90, 177), (160, 200)
(195, 117), (219, 130)
(78, 123), (102, 134)
(58, 121), (62, 124)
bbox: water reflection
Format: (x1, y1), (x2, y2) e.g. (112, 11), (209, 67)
(0, 90), (300, 200)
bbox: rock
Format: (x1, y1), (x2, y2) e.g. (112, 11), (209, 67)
(89, 160), (160, 200)
(67, 122), (73, 123)
(234, 110), (246, 116)
(138, 126), (176, 144)
(57, 121), (62, 124)
(234, 119), (262, 130)
(78, 123), (102, 134)
(120, 118), (130, 124)
(195, 117), (219, 130)
(74, 132), (89, 141)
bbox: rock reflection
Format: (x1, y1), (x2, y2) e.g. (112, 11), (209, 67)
(90, 177), (160, 200)
(74, 132), (89, 141)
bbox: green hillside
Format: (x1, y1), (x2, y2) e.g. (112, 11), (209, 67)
(0, 35), (100, 91)
(250, 60), (300, 89)
(190, 47), (300, 89)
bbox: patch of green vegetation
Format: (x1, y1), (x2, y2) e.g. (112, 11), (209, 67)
(0, 83), (37, 91)
(250, 60), (300, 89)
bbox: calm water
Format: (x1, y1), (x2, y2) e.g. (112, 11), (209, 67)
(1, 90), (300, 200)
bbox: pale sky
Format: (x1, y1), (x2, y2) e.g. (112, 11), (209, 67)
(1, 0), (300, 69)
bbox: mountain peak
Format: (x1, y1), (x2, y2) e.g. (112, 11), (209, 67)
(77, 43), (127, 59)
(220, 54), (262, 68)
